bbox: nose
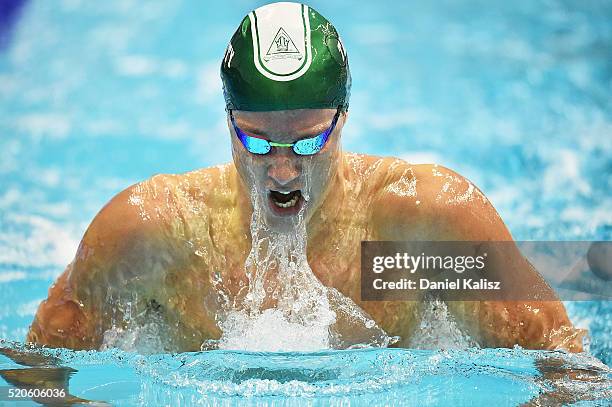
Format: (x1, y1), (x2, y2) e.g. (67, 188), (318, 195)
(267, 148), (301, 187)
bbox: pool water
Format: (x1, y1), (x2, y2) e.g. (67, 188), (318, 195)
(0, 0), (611, 405)
(0, 344), (610, 405)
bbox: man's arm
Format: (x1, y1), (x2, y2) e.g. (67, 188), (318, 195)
(373, 162), (584, 352)
(26, 179), (169, 349)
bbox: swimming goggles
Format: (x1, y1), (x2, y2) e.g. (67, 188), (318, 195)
(229, 108), (341, 156)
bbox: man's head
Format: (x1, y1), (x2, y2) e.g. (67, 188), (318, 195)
(221, 2), (350, 230)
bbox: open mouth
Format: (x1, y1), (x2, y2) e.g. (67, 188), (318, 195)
(268, 189), (304, 216)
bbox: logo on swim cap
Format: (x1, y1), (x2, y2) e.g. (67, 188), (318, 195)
(265, 28), (302, 61)
(249, 2), (312, 81)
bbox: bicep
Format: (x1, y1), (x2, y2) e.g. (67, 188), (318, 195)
(27, 183), (164, 349)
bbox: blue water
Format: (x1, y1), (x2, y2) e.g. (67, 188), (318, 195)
(0, 0), (611, 405)
(0, 344), (610, 405)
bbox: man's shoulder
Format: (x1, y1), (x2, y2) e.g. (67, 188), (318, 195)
(143, 162), (235, 201)
(341, 153), (471, 198)
(125, 162), (235, 212)
(341, 153), (467, 193)
(367, 157), (502, 240)
(82, 163), (236, 255)
(373, 158), (488, 208)
(80, 176), (170, 257)
(341, 153), (416, 191)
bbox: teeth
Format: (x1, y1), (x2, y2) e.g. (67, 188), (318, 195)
(273, 194), (299, 208)
(277, 191), (291, 195)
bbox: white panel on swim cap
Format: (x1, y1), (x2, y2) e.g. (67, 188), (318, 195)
(249, 2), (312, 82)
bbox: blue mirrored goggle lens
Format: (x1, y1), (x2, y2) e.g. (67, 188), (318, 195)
(292, 130), (330, 155)
(293, 112), (339, 155)
(237, 131), (271, 154)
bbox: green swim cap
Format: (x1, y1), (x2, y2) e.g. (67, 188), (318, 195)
(221, 2), (351, 112)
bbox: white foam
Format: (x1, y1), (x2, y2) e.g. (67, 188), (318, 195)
(0, 214), (79, 268)
(0, 271), (27, 283)
(217, 308), (331, 352)
(408, 299), (477, 349)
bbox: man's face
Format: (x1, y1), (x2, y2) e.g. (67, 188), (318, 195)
(229, 108), (345, 231)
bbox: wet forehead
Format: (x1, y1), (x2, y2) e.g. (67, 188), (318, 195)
(232, 108), (337, 142)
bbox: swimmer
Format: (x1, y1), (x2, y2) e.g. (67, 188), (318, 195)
(27, 2), (584, 352)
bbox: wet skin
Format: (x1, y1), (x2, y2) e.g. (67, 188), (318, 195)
(27, 109), (584, 352)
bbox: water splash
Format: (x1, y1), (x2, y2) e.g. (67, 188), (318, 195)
(100, 314), (171, 354)
(100, 298), (175, 354)
(408, 299), (478, 349)
(213, 168), (394, 351)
